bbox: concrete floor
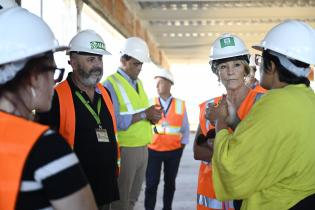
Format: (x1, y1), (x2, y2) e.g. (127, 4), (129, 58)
(134, 132), (199, 210)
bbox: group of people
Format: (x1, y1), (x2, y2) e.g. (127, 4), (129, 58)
(1, 1), (315, 210)
(194, 19), (315, 210)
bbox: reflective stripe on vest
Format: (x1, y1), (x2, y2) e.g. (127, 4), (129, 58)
(106, 72), (152, 147)
(154, 125), (181, 135)
(175, 98), (183, 114)
(0, 112), (48, 210)
(224, 201), (235, 210)
(149, 97), (185, 151)
(56, 81), (120, 170)
(154, 98), (183, 135)
(197, 194), (222, 209)
(110, 74), (146, 115)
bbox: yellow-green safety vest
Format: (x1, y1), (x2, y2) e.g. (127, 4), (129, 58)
(106, 72), (152, 147)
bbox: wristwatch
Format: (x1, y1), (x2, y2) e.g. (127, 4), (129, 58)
(140, 111), (147, 120)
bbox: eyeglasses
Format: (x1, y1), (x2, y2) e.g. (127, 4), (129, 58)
(42, 66), (65, 83)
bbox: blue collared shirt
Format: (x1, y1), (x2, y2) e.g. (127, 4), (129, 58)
(104, 68), (139, 131)
(158, 96), (190, 145)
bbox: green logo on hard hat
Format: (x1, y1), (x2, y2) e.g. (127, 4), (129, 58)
(90, 41), (106, 51)
(220, 37), (235, 48)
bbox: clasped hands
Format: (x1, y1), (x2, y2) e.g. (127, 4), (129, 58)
(205, 95), (239, 131)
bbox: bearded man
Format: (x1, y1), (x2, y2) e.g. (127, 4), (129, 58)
(37, 30), (119, 210)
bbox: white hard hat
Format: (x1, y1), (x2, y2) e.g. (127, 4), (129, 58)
(252, 20), (315, 65)
(67, 29), (111, 55)
(0, 0), (18, 12)
(154, 68), (174, 85)
(0, 7), (66, 85)
(0, 7), (66, 66)
(209, 33), (249, 63)
(120, 37), (151, 63)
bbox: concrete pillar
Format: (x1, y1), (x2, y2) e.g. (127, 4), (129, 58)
(75, 0), (83, 32)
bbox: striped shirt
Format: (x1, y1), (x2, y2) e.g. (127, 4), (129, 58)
(15, 130), (88, 210)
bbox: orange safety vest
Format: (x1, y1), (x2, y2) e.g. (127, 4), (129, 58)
(148, 97), (185, 152)
(253, 84), (266, 93)
(55, 80), (120, 171)
(0, 112), (48, 210)
(197, 89), (265, 210)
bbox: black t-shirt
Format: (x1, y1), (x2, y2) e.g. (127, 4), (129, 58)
(36, 75), (119, 205)
(15, 130), (88, 210)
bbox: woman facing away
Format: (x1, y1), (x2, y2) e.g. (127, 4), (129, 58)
(0, 4), (97, 210)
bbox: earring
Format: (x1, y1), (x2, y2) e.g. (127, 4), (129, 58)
(31, 87), (36, 98)
(217, 77), (221, 86)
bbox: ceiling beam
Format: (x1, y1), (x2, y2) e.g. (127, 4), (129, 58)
(148, 23), (275, 34)
(139, 7), (315, 20)
(156, 35), (262, 46)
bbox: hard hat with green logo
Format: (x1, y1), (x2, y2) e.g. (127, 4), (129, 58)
(154, 68), (174, 85)
(67, 30), (111, 55)
(120, 37), (151, 63)
(209, 33), (249, 64)
(252, 20), (315, 66)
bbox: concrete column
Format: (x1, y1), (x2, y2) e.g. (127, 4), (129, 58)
(75, 0), (83, 32)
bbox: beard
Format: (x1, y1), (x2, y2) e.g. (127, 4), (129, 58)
(77, 65), (103, 87)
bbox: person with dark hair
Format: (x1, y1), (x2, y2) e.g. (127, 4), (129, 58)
(212, 20), (315, 210)
(37, 30), (120, 210)
(104, 37), (162, 210)
(0, 5), (97, 210)
(194, 33), (265, 210)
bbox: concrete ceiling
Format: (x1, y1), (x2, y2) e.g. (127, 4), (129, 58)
(124, 0), (315, 65)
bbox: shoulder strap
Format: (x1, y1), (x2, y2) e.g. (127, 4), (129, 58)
(55, 80), (75, 146)
(97, 83), (120, 173)
(174, 98), (184, 115)
(97, 83), (117, 134)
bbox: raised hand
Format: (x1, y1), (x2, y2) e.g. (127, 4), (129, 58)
(145, 105), (162, 124)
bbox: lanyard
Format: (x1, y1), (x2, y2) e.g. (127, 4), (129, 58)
(75, 91), (102, 128)
(159, 97), (173, 117)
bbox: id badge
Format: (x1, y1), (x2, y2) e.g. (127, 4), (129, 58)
(96, 128), (110, 142)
